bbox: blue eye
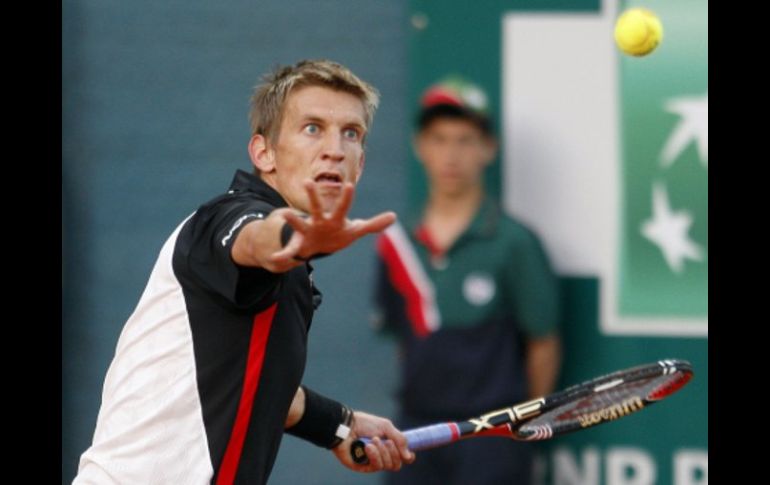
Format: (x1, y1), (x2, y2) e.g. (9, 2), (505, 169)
(343, 128), (360, 140)
(304, 124), (320, 135)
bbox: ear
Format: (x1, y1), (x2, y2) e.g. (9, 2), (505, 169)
(481, 136), (498, 167)
(354, 151), (366, 184)
(248, 134), (276, 173)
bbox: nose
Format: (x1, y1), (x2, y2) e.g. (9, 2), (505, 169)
(321, 132), (345, 162)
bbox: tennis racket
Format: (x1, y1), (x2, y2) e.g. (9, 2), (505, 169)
(351, 358), (692, 464)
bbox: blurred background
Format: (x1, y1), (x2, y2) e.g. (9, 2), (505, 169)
(62, 0), (707, 483)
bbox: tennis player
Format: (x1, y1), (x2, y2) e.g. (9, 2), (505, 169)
(74, 59), (414, 485)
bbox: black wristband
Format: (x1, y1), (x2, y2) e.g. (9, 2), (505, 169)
(285, 386), (353, 449)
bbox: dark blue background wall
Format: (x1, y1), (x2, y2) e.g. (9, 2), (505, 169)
(62, 1), (408, 483)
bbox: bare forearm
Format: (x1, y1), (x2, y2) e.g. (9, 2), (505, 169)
(526, 334), (561, 398)
(285, 387), (306, 429)
(232, 208), (303, 273)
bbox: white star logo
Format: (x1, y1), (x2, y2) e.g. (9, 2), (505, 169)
(641, 183), (704, 274)
(660, 93), (708, 168)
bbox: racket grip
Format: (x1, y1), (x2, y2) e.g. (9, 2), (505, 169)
(350, 423), (458, 464)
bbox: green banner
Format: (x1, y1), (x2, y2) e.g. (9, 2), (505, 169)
(619, 0), (708, 318)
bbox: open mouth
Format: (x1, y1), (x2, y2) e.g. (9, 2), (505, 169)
(314, 172), (343, 184)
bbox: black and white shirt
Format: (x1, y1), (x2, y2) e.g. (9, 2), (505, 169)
(75, 170), (321, 485)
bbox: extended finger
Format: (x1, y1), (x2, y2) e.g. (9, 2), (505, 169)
(350, 211), (397, 237)
(303, 180), (325, 219)
(331, 183), (355, 222)
(283, 211), (311, 232)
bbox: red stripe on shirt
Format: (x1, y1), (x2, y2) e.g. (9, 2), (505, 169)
(377, 234), (431, 338)
(216, 302), (278, 485)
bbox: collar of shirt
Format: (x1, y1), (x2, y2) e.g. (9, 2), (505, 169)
(407, 195), (501, 246)
(228, 169), (289, 208)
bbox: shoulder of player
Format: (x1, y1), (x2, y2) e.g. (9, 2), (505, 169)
(196, 189), (277, 220)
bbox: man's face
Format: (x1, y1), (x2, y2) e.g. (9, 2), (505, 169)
(269, 86), (367, 213)
(415, 118), (495, 197)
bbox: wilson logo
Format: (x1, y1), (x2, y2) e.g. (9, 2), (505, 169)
(577, 396), (644, 428)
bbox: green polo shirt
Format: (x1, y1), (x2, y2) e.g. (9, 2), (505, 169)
(375, 196), (559, 338)
(372, 196), (560, 419)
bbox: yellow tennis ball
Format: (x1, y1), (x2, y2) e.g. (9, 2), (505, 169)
(614, 7), (663, 57)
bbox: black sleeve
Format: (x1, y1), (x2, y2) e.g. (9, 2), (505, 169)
(175, 193), (282, 309)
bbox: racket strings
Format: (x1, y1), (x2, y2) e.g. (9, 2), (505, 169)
(516, 371), (684, 440)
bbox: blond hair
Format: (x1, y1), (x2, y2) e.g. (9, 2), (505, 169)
(249, 59), (380, 143)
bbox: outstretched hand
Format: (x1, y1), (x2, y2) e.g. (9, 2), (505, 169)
(270, 180), (396, 263)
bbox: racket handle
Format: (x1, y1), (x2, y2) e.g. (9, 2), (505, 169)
(350, 423), (459, 464)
